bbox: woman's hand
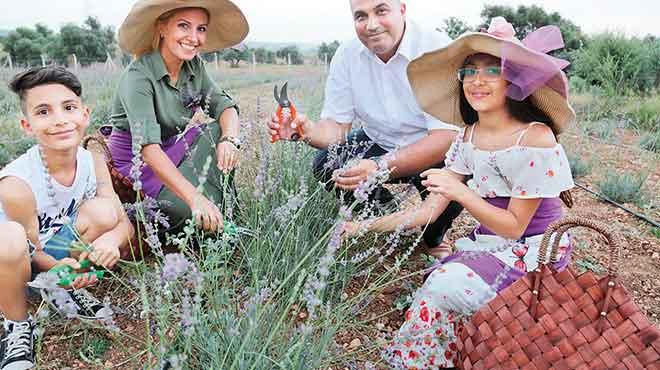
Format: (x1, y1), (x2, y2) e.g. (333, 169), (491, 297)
(216, 141), (239, 174)
(189, 193), (224, 233)
(421, 169), (469, 202)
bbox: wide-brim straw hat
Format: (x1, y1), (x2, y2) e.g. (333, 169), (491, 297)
(408, 17), (576, 133)
(118, 0), (249, 56)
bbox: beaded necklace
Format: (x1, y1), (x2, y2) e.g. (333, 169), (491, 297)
(37, 145), (95, 225)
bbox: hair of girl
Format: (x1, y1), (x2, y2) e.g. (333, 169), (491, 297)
(457, 54), (573, 208)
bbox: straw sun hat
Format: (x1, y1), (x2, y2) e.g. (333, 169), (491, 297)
(118, 0), (249, 56)
(407, 17), (576, 133)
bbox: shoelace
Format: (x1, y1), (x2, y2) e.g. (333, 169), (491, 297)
(71, 289), (101, 312)
(2, 321), (32, 361)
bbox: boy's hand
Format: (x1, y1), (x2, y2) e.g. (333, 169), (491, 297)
(80, 238), (121, 269)
(53, 258), (98, 289)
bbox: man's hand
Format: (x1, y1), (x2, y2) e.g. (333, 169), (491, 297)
(80, 237), (121, 269)
(189, 194), (224, 233)
(216, 141), (239, 174)
(421, 169), (469, 202)
(268, 113), (310, 142)
(333, 159), (379, 191)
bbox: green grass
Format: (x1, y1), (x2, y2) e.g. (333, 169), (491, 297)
(639, 131), (660, 153)
(78, 334), (110, 365)
(651, 227), (660, 239)
(567, 153), (592, 178)
(581, 119), (621, 142)
(626, 96), (660, 132)
(575, 256), (605, 274)
(597, 170), (648, 204)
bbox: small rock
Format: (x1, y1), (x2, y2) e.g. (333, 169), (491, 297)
(348, 338), (362, 349)
(376, 323), (385, 330)
(298, 311), (307, 319)
(652, 252), (659, 259)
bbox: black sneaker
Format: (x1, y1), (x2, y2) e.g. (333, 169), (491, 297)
(42, 288), (112, 320)
(0, 317), (37, 370)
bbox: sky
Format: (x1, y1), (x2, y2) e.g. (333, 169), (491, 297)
(1, 0), (658, 43)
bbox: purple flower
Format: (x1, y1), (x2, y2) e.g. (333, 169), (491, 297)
(161, 254), (192, 282)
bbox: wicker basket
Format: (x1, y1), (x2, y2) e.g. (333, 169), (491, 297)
(457, 216), (660, 370)
(82, 131), (143, 204)
(82, 130), (151, 260)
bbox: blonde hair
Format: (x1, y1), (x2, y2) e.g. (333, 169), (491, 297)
(147, 7), (211, 56)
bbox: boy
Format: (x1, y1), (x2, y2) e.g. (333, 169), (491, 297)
(0, 66), (134, 370)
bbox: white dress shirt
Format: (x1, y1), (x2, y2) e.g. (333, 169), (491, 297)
(320, 20), (459, 151)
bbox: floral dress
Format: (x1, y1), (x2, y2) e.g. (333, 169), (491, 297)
(383, 123), (575, 369)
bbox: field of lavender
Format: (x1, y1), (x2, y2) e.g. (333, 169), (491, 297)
(0, 63), (419, 369)
(0, 63), (658, 369)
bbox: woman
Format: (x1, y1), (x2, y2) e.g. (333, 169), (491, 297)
(345, 17), (576, 368)
(108, 0), (249, 232)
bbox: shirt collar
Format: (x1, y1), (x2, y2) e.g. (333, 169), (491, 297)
(359, 20), (416, 63)
(148, 50), (196, 82)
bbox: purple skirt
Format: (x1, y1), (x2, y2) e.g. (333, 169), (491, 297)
(107, 126), (205, 199)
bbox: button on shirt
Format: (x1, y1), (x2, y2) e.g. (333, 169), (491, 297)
(321, 21), (459, 151)
(111, 50), (236, 145)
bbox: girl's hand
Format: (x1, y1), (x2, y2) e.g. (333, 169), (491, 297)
(216, 141), (239, 174)
(190, 194), (224, 233)
(421, 169), (469, 201)
(342, 221), (363, 239)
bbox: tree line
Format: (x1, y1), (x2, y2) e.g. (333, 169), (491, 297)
(0, 17), (115, 67)
(1, 6), (659, 94)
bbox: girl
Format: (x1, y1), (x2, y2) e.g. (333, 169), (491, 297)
(345, 17), (576, 369)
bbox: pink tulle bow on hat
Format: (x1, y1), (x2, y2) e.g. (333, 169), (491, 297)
(483, 17), (571, 100)
(487, 16), (516, 39)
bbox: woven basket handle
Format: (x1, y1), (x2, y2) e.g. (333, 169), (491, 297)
(82, 134), (115, 166)
(530, 216), (623, 326)
(537, 215), (621, 277)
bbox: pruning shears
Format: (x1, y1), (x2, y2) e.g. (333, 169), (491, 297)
(223, 220), (255, 238)
(51, 259), (105, 286)
(28, 259), (105, 289)
(272, 82), (303, 142)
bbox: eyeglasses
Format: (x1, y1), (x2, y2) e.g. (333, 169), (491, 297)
(457, 66), (503, 83)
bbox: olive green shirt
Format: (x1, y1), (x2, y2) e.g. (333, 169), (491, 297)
(111, 50), (237, 145)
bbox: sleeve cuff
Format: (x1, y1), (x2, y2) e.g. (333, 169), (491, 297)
(129, 121), (162, 146)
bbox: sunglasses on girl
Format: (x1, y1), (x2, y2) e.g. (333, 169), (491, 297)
(457, 66), (503, 83)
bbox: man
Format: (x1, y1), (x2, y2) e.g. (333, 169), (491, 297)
(268, 0), (462, 254)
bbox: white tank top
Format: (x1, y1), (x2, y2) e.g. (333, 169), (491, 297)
(0, 146), (97, 247)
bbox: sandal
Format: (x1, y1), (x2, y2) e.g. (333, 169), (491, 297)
(427, 237), (454, 260)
